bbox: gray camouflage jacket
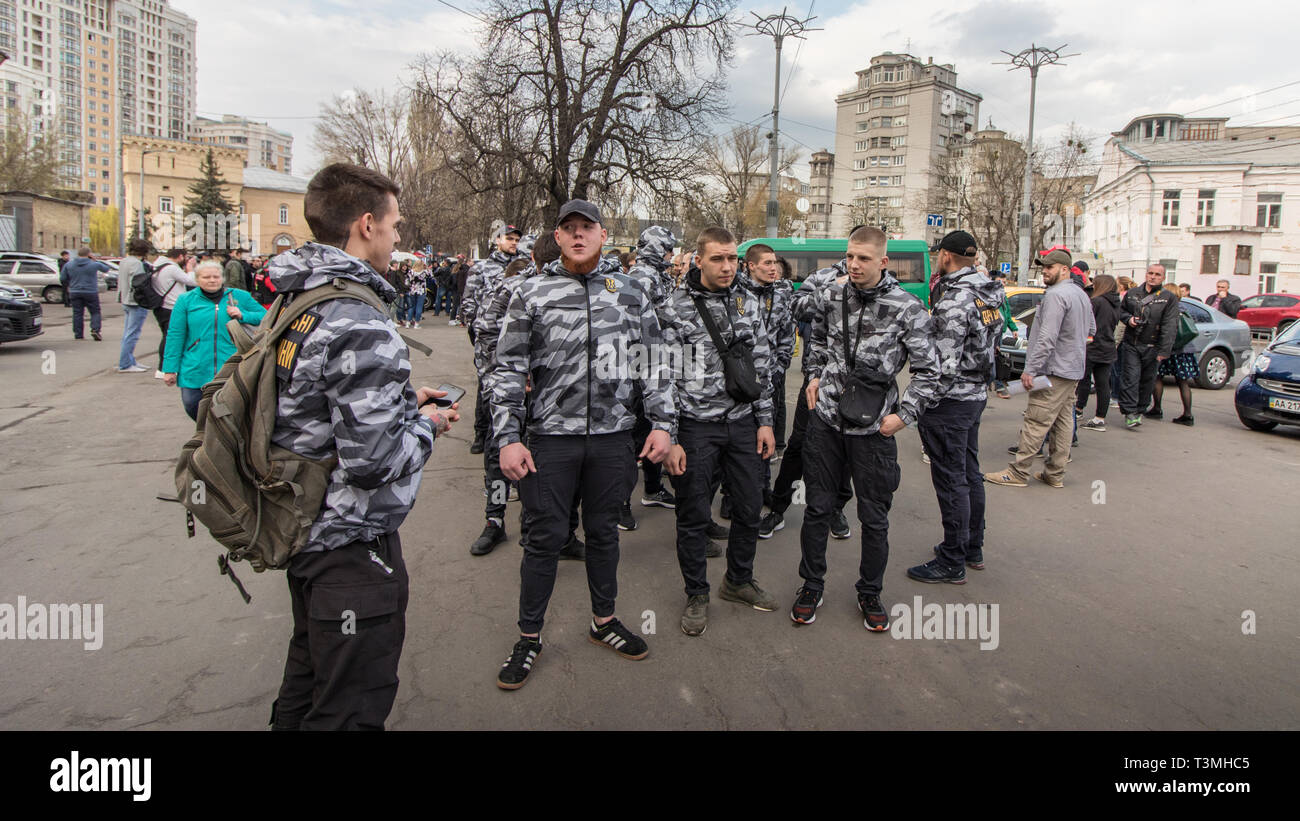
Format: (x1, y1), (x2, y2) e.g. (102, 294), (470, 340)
(804, 272), (941, 434)
(660, 267), (774, 432)
(489, 256), (677, 447)
(458, 247), (520, 328)
(267, 242), (436, 552)
(738, 268), (796, 374)
(928, 266), (1006, 404)
(791, 260), (846, 375)
(627, 225), (677, 313)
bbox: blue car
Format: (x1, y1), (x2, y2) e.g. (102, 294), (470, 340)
(1235, 320), (1300, 432)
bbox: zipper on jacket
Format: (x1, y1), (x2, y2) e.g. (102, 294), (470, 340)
(213, 299), (221, 377)
(585, 275), (593, 436)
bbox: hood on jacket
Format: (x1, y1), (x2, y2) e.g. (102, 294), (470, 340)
(845, 270), (900, 302)
(267, 242), (396, 303)
(635, 225), (676, 272)
(517, 234), (537, 259)
(939, 267), (1004, 310)
(1095, 291), (1121, 309)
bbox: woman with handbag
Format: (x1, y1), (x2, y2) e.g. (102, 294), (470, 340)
(1148, 284), (1199, 426)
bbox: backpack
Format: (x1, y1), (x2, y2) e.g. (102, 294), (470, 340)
(174, 277), (389, 600)
(131, 260), (173, 310)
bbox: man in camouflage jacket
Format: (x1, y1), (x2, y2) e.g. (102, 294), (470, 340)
(489, 200), (675, 690)
(461, 224), (523, 452)
(907, 231), (1005, 585)
(790, 227), (941, 632)
(738, 242), (796, 509)
(267, 164), (456, 730)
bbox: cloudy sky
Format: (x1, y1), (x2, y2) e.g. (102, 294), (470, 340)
(173, 0), (1297, 179)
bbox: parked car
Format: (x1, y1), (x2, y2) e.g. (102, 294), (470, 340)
(1236, 293), (1300, 335)
(0, 256), (108, 304)
(0, 282), (44, 345)
(1003, 285), (1045, 316)
(1003, 297), (1251, 389)
(1235, 320), (1300, 432)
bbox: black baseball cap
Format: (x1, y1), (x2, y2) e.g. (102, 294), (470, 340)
(930, 230), (978, 256)
(556, 199), (603, 226)
(498, 224), (522, 238)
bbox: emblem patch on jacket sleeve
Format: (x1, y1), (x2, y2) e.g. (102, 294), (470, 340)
(276, 309), (322, 380)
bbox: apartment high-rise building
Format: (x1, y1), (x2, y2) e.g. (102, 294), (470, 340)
(195, 115), (293, 173)
(0, 0), (194, 214)
(831, 52), (981, 241)
(806, 149), (834, 238)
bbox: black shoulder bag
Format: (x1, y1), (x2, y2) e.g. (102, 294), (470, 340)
(838, 288), (894, 428)
(692, 294), (762, 404)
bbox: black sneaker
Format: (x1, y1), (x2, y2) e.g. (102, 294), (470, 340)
(790, 586), (824, 624)
(857, 593), (890, 632)
(705, 541), (723, 558)
(558, 534), (586, 561)
(719, 495), (732, 520)
(1143, 408), (1163, 420)
(707, 520), (729, 541)
(588, 618), (648, 660)
(618, 501), (638, 531)
(470, 436), (486, 455)
(91, 329), (102, 341)
(934, 544), (984, 570)
(758, 511), (784, 539)
(830, 509), (851, 540)
(640, 489), (676, 509)
(1172, 414), (1194, 426)
(497, 637), (542, 690)
(906, 558), (967, 585)
(470, 520), (507, 556)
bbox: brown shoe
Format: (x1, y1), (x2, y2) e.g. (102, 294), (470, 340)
(983, 470), (1028, 487)
(1033, 470), (1064, 489)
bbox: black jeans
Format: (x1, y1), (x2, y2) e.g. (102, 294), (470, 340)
(153, 307), (172, 364)
(769, 371), (852, 515)
(518, 432), (634, 634)
(798, 414), (899, 596)
(917, 398), (985, 567)
(632, 412), (664, 496)
(474, 378), (490, 440)
(272, 532), (408, 730)
(1118, 342), (1159, 415)
(668, 416), (763, 597)
(1076, 360), (1113, 419)
(772, 369), (788, 450)
(69, 292), (101, 338)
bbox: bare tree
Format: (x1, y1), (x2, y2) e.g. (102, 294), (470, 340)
(414, 0), (737, 225)
(313, 88), (413, 180)
(696, 125), (801, 241)
(0, 112), (59, 195)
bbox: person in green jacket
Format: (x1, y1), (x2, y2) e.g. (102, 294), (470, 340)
(162, 259), (267, 420)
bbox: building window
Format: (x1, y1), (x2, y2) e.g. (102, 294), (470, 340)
(856, 121), (869, 132)
(854, 159), (867, 170)
(894, 94), (907, 106)
(1196, 189), (1215, 226)
(855, 140), (867, 152)
(856, 102), (868, 114)
(892, 136), (906, 148)
(894, 155), (905, 166)
(1257, 193), (1281, 228)
(159, 196), (173, 213)
(894, 115), (906, 127)
(880, 96), (893, 107)
(1200, 244), (1219, 274)
(1161, 190), (1180, 227)
(854, 178), (867, 190)
(278, 204), (289, 225)
(1234, 244), (1252, 276)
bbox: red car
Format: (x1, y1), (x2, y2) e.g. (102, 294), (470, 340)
(1237, 293), (1300, 335)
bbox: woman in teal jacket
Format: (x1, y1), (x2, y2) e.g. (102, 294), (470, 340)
(162, 259), (267, 420)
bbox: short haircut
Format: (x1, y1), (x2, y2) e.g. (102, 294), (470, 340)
(503, 259), (529, 278)
(128, 238), (152, 257)
(1147, 263), (1166, 275)
(695, 226), (736, 254)
(304, 163), (400, 248)
(533, 232), (561, 265)
(777, 257), (793, 280)
(195, 259), (223, 276)
(77, 247), (91, 257)
(165, 247), (185, 260)
(1217, 279), (1230, 287)
(848, 225), (887, 250)
(744, 243), (775, 264)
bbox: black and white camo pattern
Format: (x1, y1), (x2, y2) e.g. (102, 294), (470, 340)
(267, 243), (435, 552)
(803, 272), (941, 434)
(659, 267), (774, 431)
(928, 266), (1006, 404)
(489, 255), (677, 447)
(737, 268), (796, 375)
(629, 225), (677, 310)
(458, 247), (520, 327)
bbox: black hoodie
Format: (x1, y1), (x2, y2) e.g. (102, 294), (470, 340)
(1087, 291), (1122, 364)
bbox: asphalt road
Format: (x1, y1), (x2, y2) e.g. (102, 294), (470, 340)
(1, 298), (1296, 730)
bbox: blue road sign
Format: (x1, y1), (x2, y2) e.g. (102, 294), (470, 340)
(926, 214), (944, 228)
(1000, 262), (1012, 274)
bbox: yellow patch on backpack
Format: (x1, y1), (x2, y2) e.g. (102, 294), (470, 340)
(974, 297), (999, 327)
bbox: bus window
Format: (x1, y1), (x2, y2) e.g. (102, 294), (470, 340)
(774, 252), (844, 282)
(888, 251), (925, 283)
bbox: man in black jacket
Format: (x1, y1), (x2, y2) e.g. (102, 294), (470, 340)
(1205, 280), (1242, 317)
(1117, 264), (1180, 429)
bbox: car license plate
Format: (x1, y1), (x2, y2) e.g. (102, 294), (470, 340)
(32, 317), (41, 327)
(1268, 396), (1300, 413)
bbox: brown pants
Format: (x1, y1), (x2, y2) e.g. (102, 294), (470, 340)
(1007, 377), (1079, 482)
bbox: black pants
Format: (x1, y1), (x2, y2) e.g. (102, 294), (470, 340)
(668, 416), (763, 596)
(484, 440), (509, 523)
(770, 371), (852, 515)
(474, 378), (490, 440)
(153, 307), (172, 364)
(631, 412), (664, 496)
(798, 414), (899, 596)
(772, 369), (788, 450)
(69, 292), (101, 338)
(518, 433), (633, 634)
(272, 532), (408, 731)
(917, 398), (985, 567)
(1076, 360), (1113, 419)
(1118, 343), (1159, 415)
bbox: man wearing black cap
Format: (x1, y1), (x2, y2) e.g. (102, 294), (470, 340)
(489, 199), (676, 689)
(461, 223), (523, 456)
(986, 248), (1094, 488)
(907, 231), (1004, 583)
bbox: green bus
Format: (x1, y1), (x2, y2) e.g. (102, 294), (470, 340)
(735, 237), (932, 307)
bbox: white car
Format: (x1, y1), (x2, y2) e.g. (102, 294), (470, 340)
(0, 255), (108, 304)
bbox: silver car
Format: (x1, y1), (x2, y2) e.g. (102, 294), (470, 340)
(0, 255), (108, 304)
(1003, 297), (1252, 390)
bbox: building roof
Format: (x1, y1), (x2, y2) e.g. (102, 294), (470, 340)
(241, 167), (309, 194)
(1117, 137), (1300, 167)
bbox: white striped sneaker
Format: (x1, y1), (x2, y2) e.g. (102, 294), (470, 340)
(587, 617), (648, 660)
(497, 638), (542, 690)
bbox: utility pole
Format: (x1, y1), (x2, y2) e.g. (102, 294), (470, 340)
(747, 8), (819, 238)
(998, 44), (1077, 284)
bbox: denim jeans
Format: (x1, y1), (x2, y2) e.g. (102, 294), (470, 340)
(407, 292), (426, 323)
(918, 398), (986, 567)
(118, 304), (150, 369)
(181, 386), (203, 421)
(70, 292), (101, 338)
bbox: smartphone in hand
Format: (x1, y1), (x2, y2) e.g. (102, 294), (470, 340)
(419, 383), (466, 409)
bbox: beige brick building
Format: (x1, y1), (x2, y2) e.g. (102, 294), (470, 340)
(0, 191), (91, 255)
